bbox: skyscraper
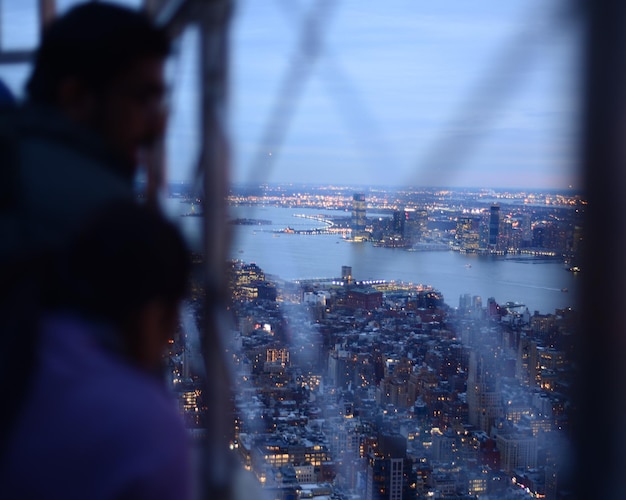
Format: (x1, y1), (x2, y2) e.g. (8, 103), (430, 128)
(467, 351), (503, 434)
(352, 193), (367, 233)
(341, 265), (353, 284)
(392, 210), (405, 236)
(455, 216), (480, 252)
(365, 433), (415, 500)
(488, 204), (500, 249)
(403, 208), (428, 243)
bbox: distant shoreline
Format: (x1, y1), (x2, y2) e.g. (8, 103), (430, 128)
(229, 218), (272, 226)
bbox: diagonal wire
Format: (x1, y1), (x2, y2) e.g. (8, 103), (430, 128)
(246, 0), (340, 188)
(405, 0), (580, 188)
(248, 0), (578, 191)
(273, 0), (402, 182)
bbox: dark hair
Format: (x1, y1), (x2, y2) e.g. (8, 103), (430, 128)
(27, 3), (170, 104)
(64, 201), (190, 325)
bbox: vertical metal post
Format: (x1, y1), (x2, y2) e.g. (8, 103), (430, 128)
(578, 0), (626, 498)
(199, 1), (235, 498)
(200, 3), (231, 287)
(144, 0), (236, 496)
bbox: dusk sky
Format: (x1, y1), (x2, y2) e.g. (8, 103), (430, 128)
(1, 0), (582, 190)
(225, 0), (582, 190)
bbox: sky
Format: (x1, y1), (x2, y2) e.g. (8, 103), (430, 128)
(225, 0), (582, 190)
(0, 0), (583, 190)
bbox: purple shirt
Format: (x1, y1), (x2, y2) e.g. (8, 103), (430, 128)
(1, 315), (191, 499)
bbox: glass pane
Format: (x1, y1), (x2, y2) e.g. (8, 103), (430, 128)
(0, 63), (30, 100)
(226, 0), (581, 498)
(166, 27), (201, 199)
(1, 0), (39, 50)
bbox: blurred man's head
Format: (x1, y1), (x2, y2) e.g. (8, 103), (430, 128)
(64, 202), (190, 372)
(27, 3), (170, 173)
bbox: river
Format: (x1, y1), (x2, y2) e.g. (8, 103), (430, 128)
(176, 204), (579, 315)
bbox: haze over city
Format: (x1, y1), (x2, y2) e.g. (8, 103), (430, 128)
(222, 0), (581, 190)
(1, 0), (581, 190)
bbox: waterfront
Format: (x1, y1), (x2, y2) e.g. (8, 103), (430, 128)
(183, 202), (580, 498)
(177, 204), (579, 314)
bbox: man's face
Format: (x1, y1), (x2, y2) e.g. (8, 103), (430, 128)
(95, 56), (167, 171)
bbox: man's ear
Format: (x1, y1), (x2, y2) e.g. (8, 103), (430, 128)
(56, 76), (96, 123)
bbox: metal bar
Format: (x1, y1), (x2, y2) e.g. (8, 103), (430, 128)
(146, 0), (199, 40)
(153, 0), (186, 26)
(577, 0), (626, 498)
(198, 1), (236, 498)
(0, 50), (33, 64)
(144, 3), (236, 497)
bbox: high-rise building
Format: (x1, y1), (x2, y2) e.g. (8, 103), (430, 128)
(467, 351), (503, 434)
(342, 265), (353, 284)
(472, 296), (482, 310)
(516, 336), (539, 387)
(459, 293), (472, 312)
(392, 210), (405, 236)
(352, 193), (367, 233)
(403, 208), (428, 243)
(455, 216), (480, 251)
(488, 204), (500, 249)
(521, 213), (533, 246)
(365, 433), (415, 500)
(495, 432), (538, 472)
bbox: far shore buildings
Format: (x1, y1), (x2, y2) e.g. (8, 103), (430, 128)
(352, 193), (367, 241)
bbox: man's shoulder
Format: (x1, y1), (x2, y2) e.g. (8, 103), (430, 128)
(82, 365), (191, 493)
(37, 316), (184, 444)
(3, 331), (190, 499)
(74, 350), (183, 431)
(40, 344), (189, 476)
(17, 104), (134, 194)
(4, 104), (135, 252)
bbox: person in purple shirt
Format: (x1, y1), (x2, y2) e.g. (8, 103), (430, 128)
(0, 1), (172, 466)
(0, 202), (192, 499)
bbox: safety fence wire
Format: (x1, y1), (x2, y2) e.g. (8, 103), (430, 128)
(170, 28), (205, 201)
(274, 0), (401, 177)
(405, 0), (579, 188)
(246, 0), (340, 189)
(242, 0), (578, 192)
